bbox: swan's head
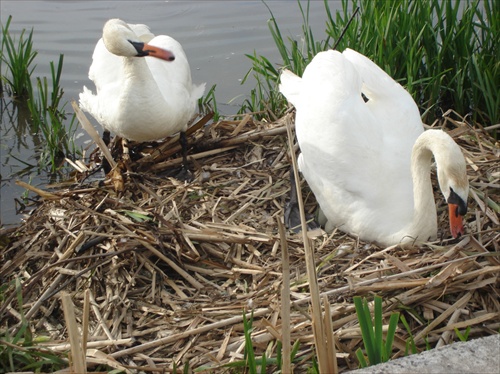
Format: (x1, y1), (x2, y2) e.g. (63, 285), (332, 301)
(102, 19), (175, 62)
(435, 137), (469, 238)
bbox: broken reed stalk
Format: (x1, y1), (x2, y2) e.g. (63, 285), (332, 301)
(323, 295), (338, 373)
(61, 292), (86, 373)
(285, 114), (337, 373)
(71, 100), (116, 169)
(278, 217), (292, 373)
(82, 289), (90, 354)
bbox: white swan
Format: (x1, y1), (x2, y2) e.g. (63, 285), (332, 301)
(280, 49), (469, 246)
(79, 19), (205, 172)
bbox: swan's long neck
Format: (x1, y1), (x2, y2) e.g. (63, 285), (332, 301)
(409, 132), (438, 240)
(395, 130), (451, 243)
(121, 57), (163, 107)
(113, 56), (168, 139)
(390, 129), (468, 245)
(122, 57), (154, 86)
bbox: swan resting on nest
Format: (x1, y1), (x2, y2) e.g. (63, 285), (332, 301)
(280, 48), (469, 246)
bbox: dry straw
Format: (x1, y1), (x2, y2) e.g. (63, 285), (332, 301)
(0, 107), (498, 372)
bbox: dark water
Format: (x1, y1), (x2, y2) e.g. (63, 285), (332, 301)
(0, 1), (340, 227)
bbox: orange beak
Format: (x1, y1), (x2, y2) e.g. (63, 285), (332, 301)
(143, 43), (175, 61)
(448, 203), (465, 238)
(130, 40), (175, 61)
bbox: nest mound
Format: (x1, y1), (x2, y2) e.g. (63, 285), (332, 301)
(1, 111), (499, 372)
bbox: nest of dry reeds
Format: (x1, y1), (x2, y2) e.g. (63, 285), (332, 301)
(0, 108), (499, 373)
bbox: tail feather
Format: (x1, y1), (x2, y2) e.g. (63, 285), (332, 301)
(279, 69), (302, 108)
(191, 82), (206, 101)
(79, 86), (100, 121)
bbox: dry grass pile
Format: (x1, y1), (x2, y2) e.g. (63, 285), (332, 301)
(0, 110), (499, 372)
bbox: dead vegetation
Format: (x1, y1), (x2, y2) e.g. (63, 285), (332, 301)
(0, 109), (499, 373)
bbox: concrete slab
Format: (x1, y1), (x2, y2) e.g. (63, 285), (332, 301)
(349, 334), (500, 374)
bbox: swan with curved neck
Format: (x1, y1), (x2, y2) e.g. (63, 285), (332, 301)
(280, 49), (469, 246)
(79, 19), (205, 174)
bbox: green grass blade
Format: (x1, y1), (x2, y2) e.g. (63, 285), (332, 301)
(354, 296), (377, 365)
(454, 326), (471, 342)
(384, 312), (400, 361)
(373, 296), (383, 362)
(243, 310), (257, 374)
(290, 339), (300, 362)
(260, 350), (267, 373)
(355, 348), (368, 368)
(400, 314), (418, 355)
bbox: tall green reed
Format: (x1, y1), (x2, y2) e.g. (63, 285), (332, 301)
(1, 16), (77, 174)
(328, 0), (499, 126)
(199, 84), (220, 121)
(1, 15), (37, 98)
(240, 1), (329, 119)
(242, 0), (499, 127)
(27, 54), (77, 173)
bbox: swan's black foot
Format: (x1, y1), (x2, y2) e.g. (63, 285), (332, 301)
(284, 201), (320, 233)
(102, 130), (112, 174)
(285, 165), (320, 233)
(173, 164), (193, 182)
(172, 130), (193, 182)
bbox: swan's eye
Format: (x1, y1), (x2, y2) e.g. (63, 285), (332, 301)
(448, 187), (468, 216)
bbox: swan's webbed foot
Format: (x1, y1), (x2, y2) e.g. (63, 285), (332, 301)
(101, 130), (112, 174)
(173, 130), (194, 182)
(284, 201), (320, 233)
(285, 165), (320, 233)
(173, 164), (194, 182)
